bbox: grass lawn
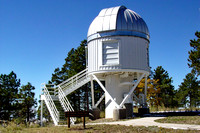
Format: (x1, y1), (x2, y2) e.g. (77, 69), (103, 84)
(0, 124), (199, 133)
(155, 116), (200, 125)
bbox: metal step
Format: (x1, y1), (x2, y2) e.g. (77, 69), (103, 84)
(41, 68), (90, 126)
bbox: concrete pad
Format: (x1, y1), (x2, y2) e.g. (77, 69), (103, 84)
(88, 117), (200, 130)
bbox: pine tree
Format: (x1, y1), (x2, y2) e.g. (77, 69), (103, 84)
(18, 82), (37, 123)
(37, 101), (51, 123)
(0, 71), (20, 120)
(188, 31), (200, 76)
(50, 40), (87, 111)
(153, 66), (176, 108)
(49, 40), (104, 111)
(177, 73), (200, 108)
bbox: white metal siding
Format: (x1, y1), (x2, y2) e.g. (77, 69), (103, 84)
(119, 36), (148, 71)
(87, 36), (149, 73)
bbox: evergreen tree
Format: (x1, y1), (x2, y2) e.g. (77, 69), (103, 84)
(49, 40), (104, 111)
(0, 71), (20, 120)
(50, 40), (87, 111)
(188, 31), (200, 76)
(17, 82), (37, 123)
(177, 73), (200, 108)
(153, 66), (176, 108)
(37, 101), (51, 123)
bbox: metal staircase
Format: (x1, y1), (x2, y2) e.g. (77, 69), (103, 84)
(57, 86), (76, 123)
(41, 68), (90, 126)
(41, 84), (60, 125)
(58, 68), (90, 96)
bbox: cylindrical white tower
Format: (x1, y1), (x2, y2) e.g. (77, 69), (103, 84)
(87, 6), (150, 118)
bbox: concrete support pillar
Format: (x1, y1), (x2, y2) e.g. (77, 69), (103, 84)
(105, 75), (121, 118)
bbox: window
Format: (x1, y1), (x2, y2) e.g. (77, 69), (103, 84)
(103, 41), (119, 65)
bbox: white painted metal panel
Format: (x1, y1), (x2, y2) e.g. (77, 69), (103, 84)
(88, 36), (149, 73)
(105, 7), (113, 16)
(119, 36), (149, 71)
(111, 6), (120, 15)
(103, 15), (111, 31)
(109, 15), (116, 30)
(96, 17), (104, 33)
(87, 6), (149, 41)
(98, 8), (107, 17)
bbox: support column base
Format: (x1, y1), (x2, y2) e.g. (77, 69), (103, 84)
(113, 108), (126, 120)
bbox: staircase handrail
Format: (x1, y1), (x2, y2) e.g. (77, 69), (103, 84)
(58, 86), (74, 111)
(58, 68), (88, 88)
(57, 86), (76, 123)
(42, 84), (59, 125)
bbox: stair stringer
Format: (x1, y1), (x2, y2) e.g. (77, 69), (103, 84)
(41, 84), (59, 126)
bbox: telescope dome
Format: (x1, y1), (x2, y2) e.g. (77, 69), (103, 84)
(87, 6), (149, 42)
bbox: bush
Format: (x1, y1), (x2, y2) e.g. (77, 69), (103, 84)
(1, 121), (25, 132)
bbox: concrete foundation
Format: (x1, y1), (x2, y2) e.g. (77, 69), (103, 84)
(113, 108), (126, 120)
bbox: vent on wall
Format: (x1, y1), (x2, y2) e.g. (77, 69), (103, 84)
(103, 41), (119, 65)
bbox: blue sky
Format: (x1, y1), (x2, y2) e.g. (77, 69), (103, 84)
(0, 0), (200, 103)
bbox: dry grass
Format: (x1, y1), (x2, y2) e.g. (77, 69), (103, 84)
(155, 116), (200, 125)
(1, 116), (200, 133)
(0, 123), (199, 133)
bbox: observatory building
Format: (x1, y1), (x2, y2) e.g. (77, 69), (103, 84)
(87, 6), (150, 118)
(40, 5), (150, 126)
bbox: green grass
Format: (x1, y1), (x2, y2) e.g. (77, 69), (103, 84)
(155, 116), (200, 125)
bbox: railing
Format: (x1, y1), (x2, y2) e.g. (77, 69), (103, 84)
(57, 86), (76, 124)
(41, 68), (90, 125)
(42, 84), (59, 125)
(58, 68), (89, 92)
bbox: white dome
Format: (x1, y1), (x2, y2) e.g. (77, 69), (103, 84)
(87, 6), (149, 42)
